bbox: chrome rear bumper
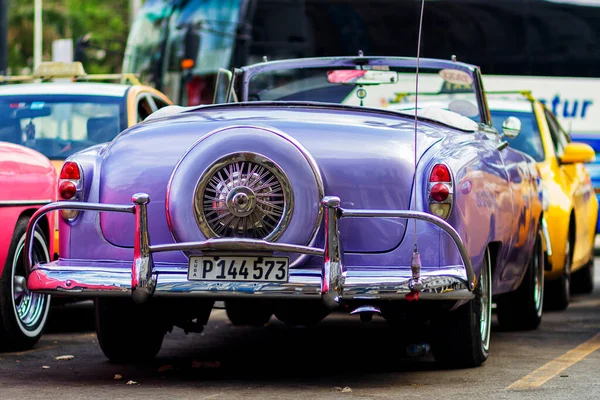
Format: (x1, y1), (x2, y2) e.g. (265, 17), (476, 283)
(27, 262), (473, 300)
(25, 194), (476, 308)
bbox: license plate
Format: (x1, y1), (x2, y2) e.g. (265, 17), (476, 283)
(188, 256), (289, 282)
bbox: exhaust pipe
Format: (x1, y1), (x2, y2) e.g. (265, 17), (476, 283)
(350, 305), (381, 322)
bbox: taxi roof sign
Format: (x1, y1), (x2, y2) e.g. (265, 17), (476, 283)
(0, 61), (142, 86)
(33, 61), (86, 78)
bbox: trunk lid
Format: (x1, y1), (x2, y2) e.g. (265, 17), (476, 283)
(97, 104), (444, 253)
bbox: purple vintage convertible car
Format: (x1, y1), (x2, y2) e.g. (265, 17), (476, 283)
(25, 56), (546, 368)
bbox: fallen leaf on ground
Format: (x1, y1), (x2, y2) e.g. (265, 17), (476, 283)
(55, 355), (74, 361)
(41, 366), (50, 369)
(334, 387), (353, 393)
(114, 374), (123, 380)
(157, 365), (174, 372)
(126, 380), (138, 385)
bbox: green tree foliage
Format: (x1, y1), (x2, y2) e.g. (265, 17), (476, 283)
(7, 0), (131, 74)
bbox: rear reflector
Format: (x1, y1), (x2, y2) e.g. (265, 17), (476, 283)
(430, 203), (451, 219)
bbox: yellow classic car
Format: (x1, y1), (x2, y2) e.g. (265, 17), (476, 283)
(488, 92), (598, 310)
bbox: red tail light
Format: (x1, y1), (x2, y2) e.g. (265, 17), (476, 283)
(60, 161), (81, 180)
(59, 181), (77, 200)
(430, 164), (450, 182)
(430, 183), (449, 202)
(428, 164), (452, 220)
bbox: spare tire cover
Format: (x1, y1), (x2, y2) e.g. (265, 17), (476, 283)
(167, 125), (323, 264)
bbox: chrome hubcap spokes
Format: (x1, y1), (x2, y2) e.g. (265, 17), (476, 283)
(11, 237), (49, 333)
(195, 153), (294, 241)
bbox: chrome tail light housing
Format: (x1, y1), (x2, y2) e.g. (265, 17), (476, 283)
(428, 163), (453, 220)
(58, 161), (83, 220)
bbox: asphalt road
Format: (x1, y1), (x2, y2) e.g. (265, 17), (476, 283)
(1, 261), (600, 399)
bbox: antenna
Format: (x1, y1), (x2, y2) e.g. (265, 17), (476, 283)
(407, 0), (426, 300)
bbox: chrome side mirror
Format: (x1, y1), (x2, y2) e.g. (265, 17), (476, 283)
(502, 116), (521, 138)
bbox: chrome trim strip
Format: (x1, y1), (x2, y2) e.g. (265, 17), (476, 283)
(0, 200), (52, 207)
(213, 68), (233, 104)
(541, 217), (552, 257)
(149, 239), (323, 256)
(341, 208), (475, 290)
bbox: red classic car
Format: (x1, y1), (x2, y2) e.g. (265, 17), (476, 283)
(0, 142), (56, 350)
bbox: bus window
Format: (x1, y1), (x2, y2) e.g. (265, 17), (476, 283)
(123, 0), (173, 88)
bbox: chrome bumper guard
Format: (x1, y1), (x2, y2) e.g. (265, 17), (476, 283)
(25, 194), (476, 308)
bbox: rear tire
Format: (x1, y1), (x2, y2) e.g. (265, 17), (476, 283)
(0, 218), (51, 351)
(496, 225), (544, 330)
(430, 247), (491, 368)
(571, 243), (595, 294)
(225, 300), (272, 326)
(95, 298), (165, 363)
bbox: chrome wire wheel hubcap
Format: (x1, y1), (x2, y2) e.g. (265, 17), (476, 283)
(195, 153), (294, 241)
(480, 250), (492, 352)
(11, 233), (50, 336)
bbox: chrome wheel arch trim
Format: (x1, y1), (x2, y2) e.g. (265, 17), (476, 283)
(192, 152), (294, 242)
(480, 246), (492, 353)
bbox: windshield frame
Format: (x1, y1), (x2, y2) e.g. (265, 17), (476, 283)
(237, 56), (490, 124)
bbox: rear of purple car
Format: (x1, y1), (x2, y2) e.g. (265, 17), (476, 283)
(24, 56), (546, 368)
